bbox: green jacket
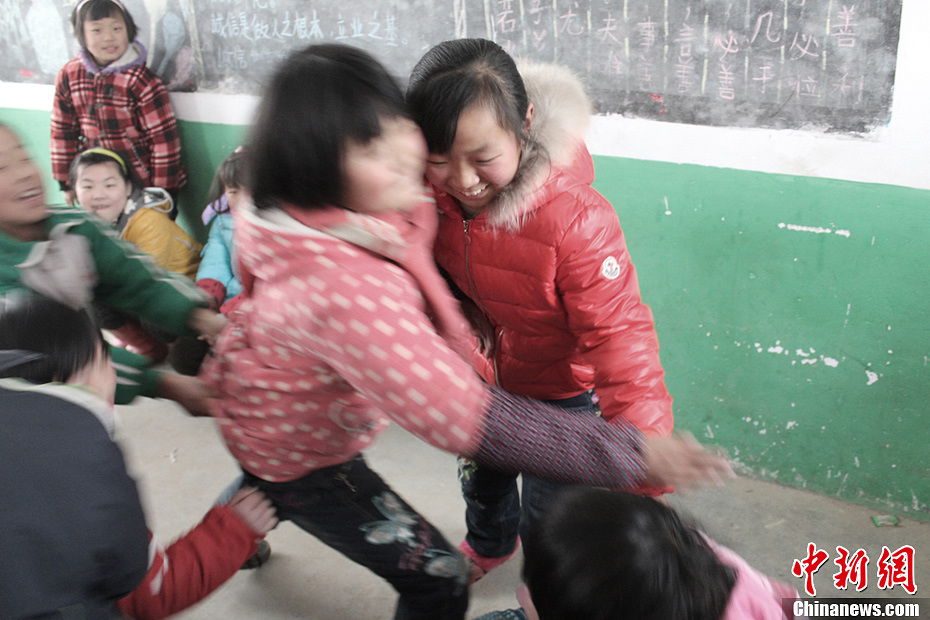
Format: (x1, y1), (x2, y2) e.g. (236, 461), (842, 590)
(0, 206), (206, 403)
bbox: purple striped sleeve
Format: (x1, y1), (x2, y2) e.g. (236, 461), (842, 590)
(470, 386), (647, 489)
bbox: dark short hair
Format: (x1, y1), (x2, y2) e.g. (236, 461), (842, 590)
(206, 148), (248, 209)
(407, 38), (529, 155)
(69, 148), (138, 190)
(71, 0), (139, 49)
(248, 44), (408, 210)
(0, 294), (108, 385)
(523, 489), (736, 620)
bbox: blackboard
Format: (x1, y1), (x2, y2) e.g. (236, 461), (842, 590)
(0, 0), (198, 90)
(0, 0), (904, 133)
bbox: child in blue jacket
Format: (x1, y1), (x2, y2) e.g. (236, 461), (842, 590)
(196, 148), (246, 314)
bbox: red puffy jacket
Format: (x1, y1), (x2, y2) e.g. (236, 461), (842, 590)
(432, 62), (673, 437)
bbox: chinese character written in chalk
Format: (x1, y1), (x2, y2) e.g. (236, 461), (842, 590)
(717, 62), (735, 100)
(832, 5), (859, 48)
(674, 17), (697, 94)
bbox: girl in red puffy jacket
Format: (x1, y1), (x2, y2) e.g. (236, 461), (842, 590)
(407, 38), (676, 582)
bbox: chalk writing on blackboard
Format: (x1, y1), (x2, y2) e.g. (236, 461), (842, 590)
(0, 0), (904, 134)
(195, 2), (454, 93)
(473, 0), (902, 132)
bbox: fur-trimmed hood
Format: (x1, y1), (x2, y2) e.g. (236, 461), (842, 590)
(518, 60), (591, 173)
(454, 61), (592, 231)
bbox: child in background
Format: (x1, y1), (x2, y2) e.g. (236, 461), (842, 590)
(0, 121), (221, 411)
(196, 148), (246, 314)
(72, 148), (200, 279)
(202, 43), (729, 618)
(51, 0), (186, 209)
(407, 38), (674, 580)
(72, 147), (205, 370)
(0, 294), (277, 620)
(196, 148), (271, 566)
(476, 488), (797, 620)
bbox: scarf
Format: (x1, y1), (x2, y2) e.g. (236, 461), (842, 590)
(280, 200), (476, 360)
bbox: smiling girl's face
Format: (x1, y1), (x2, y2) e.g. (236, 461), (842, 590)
(0, 126), (47, 240)
(83, 12), (130, 67)
(74, 161), (132, 224)
(424, 103), (526, 217)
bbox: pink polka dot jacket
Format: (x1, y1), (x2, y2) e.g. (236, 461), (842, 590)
(202, 196), (646, 489)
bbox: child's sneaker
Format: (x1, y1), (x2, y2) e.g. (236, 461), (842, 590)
(458, 538), (520, 584)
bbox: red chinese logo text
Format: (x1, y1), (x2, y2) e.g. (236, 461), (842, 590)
(876, 545), (917, 595)
(792, 543), (917, 596)
(792, 542), (830, 596)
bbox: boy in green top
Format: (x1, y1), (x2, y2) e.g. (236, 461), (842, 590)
(0, 123), (224, 411)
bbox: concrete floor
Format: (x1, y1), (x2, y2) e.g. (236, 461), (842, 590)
(115, 396), (930, 619)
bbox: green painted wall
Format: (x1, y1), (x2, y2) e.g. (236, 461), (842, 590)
(597, 158), (929, 521)
(3, 107), (928, 521)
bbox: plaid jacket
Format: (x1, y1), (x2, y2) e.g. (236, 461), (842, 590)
(51, 42), (186, 193)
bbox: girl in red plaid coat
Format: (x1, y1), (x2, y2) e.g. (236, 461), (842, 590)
(51, 0), (186, 208)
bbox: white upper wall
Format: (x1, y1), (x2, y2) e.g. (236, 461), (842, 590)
(4, 0), (926, 190)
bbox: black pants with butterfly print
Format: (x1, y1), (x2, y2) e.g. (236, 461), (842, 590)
(242, 454), (469, 619)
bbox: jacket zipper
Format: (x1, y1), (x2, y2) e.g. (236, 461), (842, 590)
(463, 219), (473, 292)
(463, 218), (502, 387)
(492, 327), (503, 387)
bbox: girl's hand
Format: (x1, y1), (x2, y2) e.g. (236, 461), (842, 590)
(156, 373), (216, 416)
(641, 432), (734, 490)
(188, 308), (227, 345)
(460, 297), (496, 356)
(228, 487), (278, 536)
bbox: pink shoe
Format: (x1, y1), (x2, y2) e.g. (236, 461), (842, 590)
(458, 538), (520, 584)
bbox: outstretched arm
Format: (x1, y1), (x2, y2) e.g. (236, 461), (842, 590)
(311, 266), (726, 492)
(116, 488), (276, 620)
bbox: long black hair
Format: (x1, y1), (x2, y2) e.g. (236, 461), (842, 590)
(523, 488), (736, 620)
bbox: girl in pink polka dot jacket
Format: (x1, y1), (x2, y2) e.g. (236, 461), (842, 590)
(201, 43), (731, 619)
